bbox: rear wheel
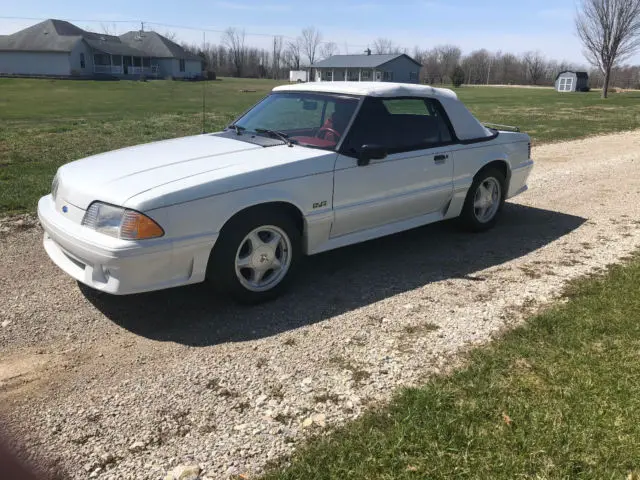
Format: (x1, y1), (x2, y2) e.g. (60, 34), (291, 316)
(209, 208), (301, 304)
(459, 168), (505, 232)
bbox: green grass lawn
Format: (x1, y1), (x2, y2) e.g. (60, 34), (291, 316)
(0, 77), (281, 214)
(1, 78), (640, 214)
(263, 255), (640, 480)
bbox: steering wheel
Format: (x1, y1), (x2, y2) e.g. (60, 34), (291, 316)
(316, 127), (341, 140)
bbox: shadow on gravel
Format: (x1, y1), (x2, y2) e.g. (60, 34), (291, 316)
(82, 203), (586, 346)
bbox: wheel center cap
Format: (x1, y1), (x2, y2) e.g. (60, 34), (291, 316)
(252, 247), (274, 267)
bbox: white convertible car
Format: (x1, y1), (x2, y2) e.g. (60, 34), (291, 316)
(38, 82), (533, 303)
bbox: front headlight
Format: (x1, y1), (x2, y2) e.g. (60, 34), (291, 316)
(82, 202), (164, 240)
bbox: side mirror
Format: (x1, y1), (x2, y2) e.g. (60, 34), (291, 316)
(357, 144), (387, 166)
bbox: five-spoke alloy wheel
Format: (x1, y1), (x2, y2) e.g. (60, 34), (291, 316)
(473, 176), (502, 224)
(209, 207), (300, 304)
(460, 167), (506, 232)
(235, 226), (292, 292)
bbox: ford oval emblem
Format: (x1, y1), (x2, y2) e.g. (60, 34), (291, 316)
(62, 205), (68, 213)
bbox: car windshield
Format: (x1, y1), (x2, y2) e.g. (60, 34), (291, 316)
(231, 92), (360, 150)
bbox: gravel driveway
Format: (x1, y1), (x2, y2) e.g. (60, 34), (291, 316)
(1, 131), (640, 480)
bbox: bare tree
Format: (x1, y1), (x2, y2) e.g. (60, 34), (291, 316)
(163, 31), (178, 42)
(320, 41), (339, 59)
(223, 28), (247, 77)
(285, 39), (302, 70)
(422, 48), (443, 83)
(462, 49), (493, 84)
(373, 37), (406, 54)
(301, 27), (322, 65)
(100, 23), (118, 36)
(522, 51), (546, 84)
(435, 45), (462, 80)
(373, 37), (395, 54)
(576, 0), (640, 98)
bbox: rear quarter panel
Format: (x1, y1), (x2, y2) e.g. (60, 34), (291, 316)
(444, 132), (531, 218)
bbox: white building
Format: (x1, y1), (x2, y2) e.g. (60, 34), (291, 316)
(0, 19), (202, 79)
(310, 51), (422, 84)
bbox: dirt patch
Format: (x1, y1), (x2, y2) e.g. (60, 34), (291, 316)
(0, 351), (67, 399)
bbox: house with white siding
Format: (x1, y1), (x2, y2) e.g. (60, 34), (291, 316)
(0, 19), (202, 79)
(310, 51), (422, 84)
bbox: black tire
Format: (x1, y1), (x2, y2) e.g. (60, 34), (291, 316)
(458, 167), (506, 232)
(208, 207), (301, 304)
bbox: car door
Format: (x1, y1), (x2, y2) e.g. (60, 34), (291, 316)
(331, 96), (455, 238)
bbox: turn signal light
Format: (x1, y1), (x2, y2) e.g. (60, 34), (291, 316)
(120, 211), (164, 240)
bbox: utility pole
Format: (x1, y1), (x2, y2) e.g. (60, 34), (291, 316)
(273, 36), (277, 80)
(140, 21), (144, 33)
(486, 58), (492, 85)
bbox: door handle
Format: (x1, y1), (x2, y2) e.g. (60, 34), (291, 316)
(434, 154), (449, 162)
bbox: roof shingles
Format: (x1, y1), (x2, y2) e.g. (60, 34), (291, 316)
(0, 19), (200, 61)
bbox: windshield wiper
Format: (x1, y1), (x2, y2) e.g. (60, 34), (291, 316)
(254, 128), (295, 147)
(227, 124), (246, 135)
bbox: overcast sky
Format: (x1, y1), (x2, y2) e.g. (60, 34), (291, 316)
(2, 0), (638, 66)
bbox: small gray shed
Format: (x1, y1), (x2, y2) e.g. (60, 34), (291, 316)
(555, 71), (589, 92)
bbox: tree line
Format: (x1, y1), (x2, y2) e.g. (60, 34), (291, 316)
(176, 26), (640, 90)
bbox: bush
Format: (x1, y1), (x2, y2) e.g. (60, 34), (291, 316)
(452, 66), (465, 88)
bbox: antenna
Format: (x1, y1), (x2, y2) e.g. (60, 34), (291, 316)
(202, 30), (206, 134)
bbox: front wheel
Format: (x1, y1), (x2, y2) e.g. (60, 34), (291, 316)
(208, 208), (301, 304)
(458, 168), (506, 232)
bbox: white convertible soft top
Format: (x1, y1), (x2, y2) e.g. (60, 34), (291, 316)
(272, 81), (493, 141)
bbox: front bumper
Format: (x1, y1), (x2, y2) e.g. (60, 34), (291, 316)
(37, 195), (216, 295)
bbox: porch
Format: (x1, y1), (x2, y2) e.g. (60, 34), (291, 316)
(92, 53), (158, 77)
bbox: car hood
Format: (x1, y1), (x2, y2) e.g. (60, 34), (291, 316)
(56, 134), (329, 211)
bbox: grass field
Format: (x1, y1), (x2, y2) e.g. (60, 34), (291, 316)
(263, 255), (640, 480)
(1, 77), (640, 214)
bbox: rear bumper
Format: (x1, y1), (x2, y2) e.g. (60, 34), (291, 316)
(507, 159), (534, 198)
(37, 195), (216, 295)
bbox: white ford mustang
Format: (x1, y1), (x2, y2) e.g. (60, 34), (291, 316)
(38, 82), (533, 303)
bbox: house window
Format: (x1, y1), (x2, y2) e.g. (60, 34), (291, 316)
(409, 71), (418, 81)
(375, 71), (382, 81)
(361, 70), (371, 81)
(80, 53), (85, 69)
(179, 59), (186, 72)
(347, 70), (359, 81)
(382, 71), (394, 81)
(323, 70), (333, 81)
(142, 57), (151, 67)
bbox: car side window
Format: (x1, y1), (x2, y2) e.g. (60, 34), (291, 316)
(342, 97), (454, 157)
